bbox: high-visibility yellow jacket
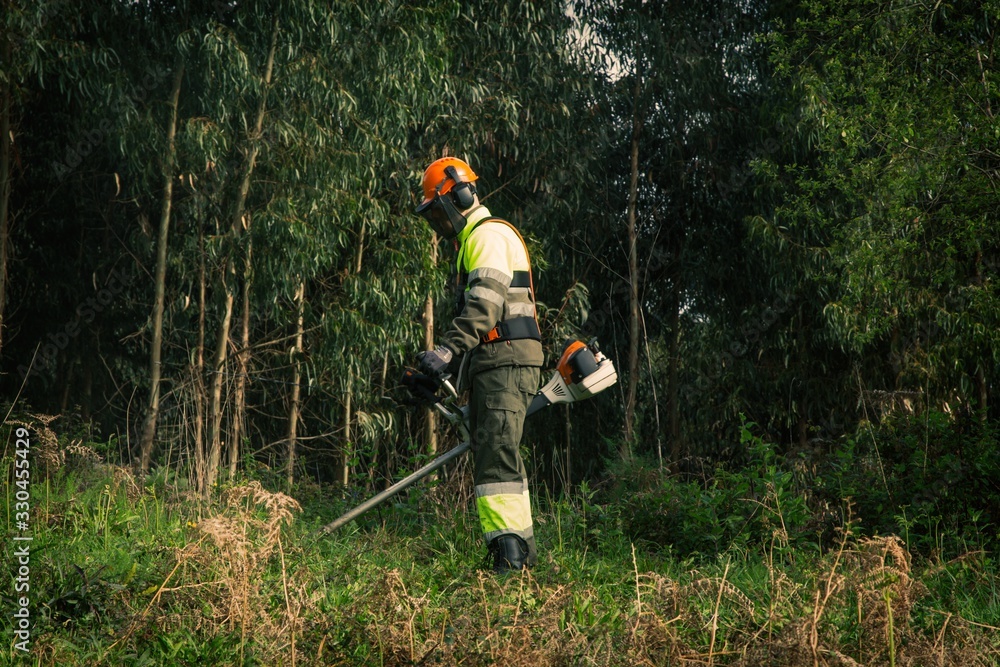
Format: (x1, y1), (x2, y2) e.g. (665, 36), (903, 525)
(441, 206), (544, 377)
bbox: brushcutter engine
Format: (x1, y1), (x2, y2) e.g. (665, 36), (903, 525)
(527, 339), (618, 416)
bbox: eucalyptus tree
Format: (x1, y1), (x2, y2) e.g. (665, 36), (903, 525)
(46, 0), (263, 477)
(571, 0), (776, 461)
(0, 1), (233, 474)
(213, 13), (279, 488)
(168, 3), (295, 491)
(259, 2), (458, 488)
(759, 0), (1000, 428)
(134, 1), (202, 474)
(0, 0), (187, 434)
(159, 1), (461, 490)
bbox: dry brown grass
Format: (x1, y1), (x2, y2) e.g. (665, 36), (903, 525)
(23, 413), (63, 468)
(194, 482), (301, 628)
(329, 528), (998, 667)
(733, 532), (994, 667)
(341, 566), (608, 667)
(120, 481), (317, 665)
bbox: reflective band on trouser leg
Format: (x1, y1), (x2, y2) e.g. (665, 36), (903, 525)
(475, 481), (533, 543)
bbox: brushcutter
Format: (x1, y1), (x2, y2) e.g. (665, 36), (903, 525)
(316, 339), (617, 535)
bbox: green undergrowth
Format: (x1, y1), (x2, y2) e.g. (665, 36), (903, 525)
(2, 416), (999, 665)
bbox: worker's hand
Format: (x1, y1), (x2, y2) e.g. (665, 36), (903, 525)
(416, 345), (453, 377)
(401, 369), (441, 405)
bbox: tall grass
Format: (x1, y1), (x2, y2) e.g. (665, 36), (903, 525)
(2, 415), (999, 665)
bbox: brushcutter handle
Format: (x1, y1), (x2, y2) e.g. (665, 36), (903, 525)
(440, 377), (459, 399)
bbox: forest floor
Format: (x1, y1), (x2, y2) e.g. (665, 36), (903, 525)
(2, 423), (1000, 666)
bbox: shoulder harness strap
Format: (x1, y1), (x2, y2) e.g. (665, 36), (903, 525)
(455, 217), (541, 344)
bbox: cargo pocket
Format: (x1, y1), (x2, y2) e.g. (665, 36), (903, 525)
(483, 368), (522, 413)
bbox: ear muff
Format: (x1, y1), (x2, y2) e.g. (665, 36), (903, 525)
(444, 165), (476, 210)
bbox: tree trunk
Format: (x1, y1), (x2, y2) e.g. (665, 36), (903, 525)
(622, 61), (642, 459)
(640, 310), (663, 467)
(795, 304), (808, 448)
(0, 35), (11, 359)
(423, 234), (438, 463)
(205, 18), (279, 494)
(667, 268), (682, 464)
(286, 280), (305, 489)
(60, 360), (76, 413)
(229, 240), (252, 479)
(335, 217), (367, 488)
(338, 368), (352, 488)
(139, 56), (185, 473)
(973, 251), (988, 422)
(976, 365), (988, 422)
(206, 285), (234, 494)
(355, 218), (367, 274)
(193, 220), (207, 494)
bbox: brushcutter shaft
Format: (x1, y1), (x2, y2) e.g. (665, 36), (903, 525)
(317, 440), (470, 535)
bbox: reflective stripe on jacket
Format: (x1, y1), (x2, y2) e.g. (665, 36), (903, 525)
(441, 206), (544, 376)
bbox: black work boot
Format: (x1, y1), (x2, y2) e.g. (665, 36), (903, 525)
(525, 534), (538, 568)
(487, 534), (530, 574)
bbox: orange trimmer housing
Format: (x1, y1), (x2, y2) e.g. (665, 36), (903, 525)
(528, 339), (617, 416)
(557, 340), (600, 386)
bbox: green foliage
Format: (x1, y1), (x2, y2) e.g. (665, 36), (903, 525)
(756, 0), (1000, 424)
(812, 411), (1000, 555)
(608, 410), (1000, 568)
(606, 418), (815, 559)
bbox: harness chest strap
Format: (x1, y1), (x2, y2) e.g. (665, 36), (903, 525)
(457, 217), (541, 345)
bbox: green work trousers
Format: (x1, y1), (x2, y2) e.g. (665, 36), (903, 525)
(468, 364), (540, 564)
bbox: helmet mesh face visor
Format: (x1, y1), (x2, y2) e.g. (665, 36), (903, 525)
(420, 199), (455, 239)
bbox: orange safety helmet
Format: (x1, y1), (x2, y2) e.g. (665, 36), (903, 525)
(416, 157), (479, 215)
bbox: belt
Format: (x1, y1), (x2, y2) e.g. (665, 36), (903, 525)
(480, 316), (542, 344)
